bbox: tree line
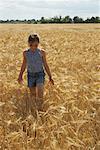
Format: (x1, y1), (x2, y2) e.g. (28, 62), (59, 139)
(0, 16), (100, 24)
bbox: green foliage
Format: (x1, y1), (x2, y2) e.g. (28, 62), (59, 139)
(73, 16), (84, 23)
(0, 16), (100, 24)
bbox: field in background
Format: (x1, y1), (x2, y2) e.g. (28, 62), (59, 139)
(0, 24), (100, 150)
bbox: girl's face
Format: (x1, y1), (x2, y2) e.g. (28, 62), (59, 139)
(28, 41), (39, 50)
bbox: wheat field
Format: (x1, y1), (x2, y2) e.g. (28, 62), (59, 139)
(0, 24), (100, 150)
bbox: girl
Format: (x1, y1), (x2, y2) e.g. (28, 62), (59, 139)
(17, 33), (54, 112)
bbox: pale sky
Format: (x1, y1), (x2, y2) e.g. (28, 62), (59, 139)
(0, 0), (100, 20)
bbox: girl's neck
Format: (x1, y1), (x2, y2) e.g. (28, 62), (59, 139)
(30, 47), (37, 51)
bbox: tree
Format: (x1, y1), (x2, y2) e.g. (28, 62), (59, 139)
(52, 16), (62, 23)
(95, 17), (100, 23)
(73, 16), (84, 23)
(62, 16), (72, 23)
(85, 18), (90, 23)
(40, 17), (46, 23)
(27, 20), (31, 24)
(90, 16), (96, 23)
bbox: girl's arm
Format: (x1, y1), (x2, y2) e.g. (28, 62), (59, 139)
(41, 49), (54, 85)
(17, 51), (27, 84)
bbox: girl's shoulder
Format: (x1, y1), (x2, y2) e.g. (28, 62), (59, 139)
(39, 48), (46, 56)
(23, 48), (29, 57)
(24, 48), (30, 53)
(25, 48), (30, 52)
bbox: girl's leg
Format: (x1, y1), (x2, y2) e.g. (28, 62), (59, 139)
(29, 87), (37, 116)
(36, 83), (44, 111)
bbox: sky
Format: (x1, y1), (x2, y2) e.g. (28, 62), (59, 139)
(0, 0), (100, 20)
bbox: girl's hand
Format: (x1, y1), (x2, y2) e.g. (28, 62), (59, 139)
(17, 76), (23, 85)
(49, 77), (54, 85)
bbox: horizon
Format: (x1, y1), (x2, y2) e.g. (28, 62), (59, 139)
(0, 15), (100, 21)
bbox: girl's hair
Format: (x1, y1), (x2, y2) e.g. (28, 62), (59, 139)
(28, 33), (40, 43)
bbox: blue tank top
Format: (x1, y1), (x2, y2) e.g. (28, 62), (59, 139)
(25, 48), (44, 73)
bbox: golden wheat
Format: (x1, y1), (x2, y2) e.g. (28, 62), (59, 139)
(0, 24), (100, 150)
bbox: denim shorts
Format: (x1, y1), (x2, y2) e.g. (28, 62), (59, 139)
(27, 70), (45, 87)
